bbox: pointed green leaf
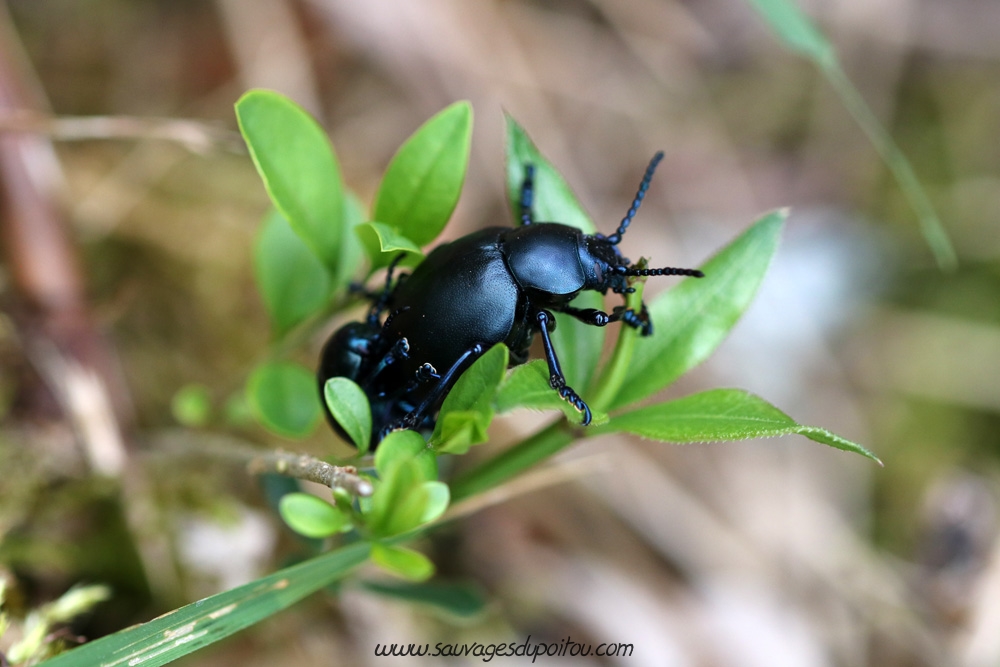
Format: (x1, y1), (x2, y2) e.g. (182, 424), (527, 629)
(505, 115), (595, 234)
(236, 90), (345, 271)
(323, 377), (372, 453)
(495, 360), (606, 425)
(246, 361), (321, 438)
(356, 221), (424, 270)
(605, 388), (881, 463)
(371, 544), (435, 582)
(36, 542), (371, 667)
(612, 210), (786, 409)
(361, 579), (487, 618)
(373, 101), (472, 247)
(506, 117), (606, 383)
(254, 209), (332, 336)
(279, 493), (351, 538)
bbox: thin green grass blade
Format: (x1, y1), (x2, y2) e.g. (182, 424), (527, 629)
(747, 0), (956, 269)
(38, 542), (371, 667)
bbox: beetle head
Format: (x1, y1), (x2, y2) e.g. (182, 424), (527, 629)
(580, 151), (703, 294)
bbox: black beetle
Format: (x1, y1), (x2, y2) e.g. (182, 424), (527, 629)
(319, 152), (703, 444)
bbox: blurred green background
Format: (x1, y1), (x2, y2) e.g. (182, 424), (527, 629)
(1, 0), (999, 665)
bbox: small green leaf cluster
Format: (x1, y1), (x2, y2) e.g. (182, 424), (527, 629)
(278, 430), (447, 580)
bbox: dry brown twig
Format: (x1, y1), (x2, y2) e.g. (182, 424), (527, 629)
(0, 111), (245, 154)
(150, 430), (373, 497)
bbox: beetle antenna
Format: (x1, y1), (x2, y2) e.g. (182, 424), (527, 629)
(606, 151), (664, 245)
(615, 265), (704, 278)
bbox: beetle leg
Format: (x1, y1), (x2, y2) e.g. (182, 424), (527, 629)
(610, 305), (653, 336)
(518, 164), (536, 226)
(535, 310), (592, 425)
(361, 337), (410, 390)
(398, 362), (441, 395)
(560, 306), (612, 327)
(386, 343), (486, 435)
(365, 255), (408, 325)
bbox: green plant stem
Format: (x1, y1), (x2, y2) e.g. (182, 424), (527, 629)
(450, 422), (573, 502)
(587, 280), (645, 413)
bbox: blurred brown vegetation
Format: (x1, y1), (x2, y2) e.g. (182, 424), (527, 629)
(1, 0), (1000, 665)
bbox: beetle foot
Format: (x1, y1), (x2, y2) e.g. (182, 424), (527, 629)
(415, 363), (440, 381)
(549, 374), (593, 426)
(614, 306), (653, 336)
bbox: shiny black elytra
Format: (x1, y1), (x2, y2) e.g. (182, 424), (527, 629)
(319, 152), (704, 445)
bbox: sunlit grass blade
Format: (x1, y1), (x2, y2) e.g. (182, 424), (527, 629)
(746, 0), (956, 269)
(38, 542), (371, 667)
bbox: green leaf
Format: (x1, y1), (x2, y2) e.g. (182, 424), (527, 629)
(433, 411), (491, 456)
(37, 541), (371, 667)
(254, 209), (332, 336)
(323, 377), (372, 453)
(170, 383), (211, 427)
(746, 0), (955, 269)
(332, 192), (367, 290)
(235, 90), (346, 272)
(373, 101), (473, 247)
(420, 481), (450, 523)
(369, 431), (438, 537)
(368, 459), (430, 537)
(505, 115), (595, 234)
(374, 430), (437, 481)
(356, 221), (424, 270)
(611, 210), (786, 410)
(431, 343), (508, 453)
(279, 493), (351, 538)
(360, 580), (486, 618)
(371, 544), (435, 582)
(246, 362), (321, 438)
(495, 360), (606, 425)
(604, 388), (881, 463)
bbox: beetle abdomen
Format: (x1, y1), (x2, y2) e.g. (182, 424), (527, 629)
(385, 228), (520, 374)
